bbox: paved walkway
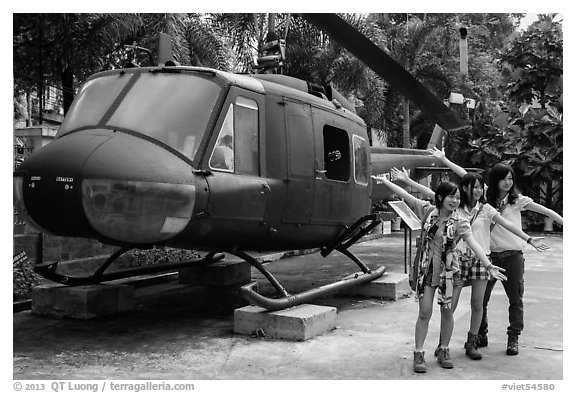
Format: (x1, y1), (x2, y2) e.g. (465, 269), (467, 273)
(12, 232), (563, 386)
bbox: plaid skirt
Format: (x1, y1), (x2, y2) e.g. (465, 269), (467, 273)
(459, 254), (491, 282)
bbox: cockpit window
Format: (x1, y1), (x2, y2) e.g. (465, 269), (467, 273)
(58, 72), (222, 161)
(209, 96), (259, 174)
(59, 74), (131, 132)
(209, 104), (234, 172)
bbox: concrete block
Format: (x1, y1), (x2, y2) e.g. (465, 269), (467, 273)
(31, 283), (135, 319)
(179, 260), (251, 286)
(346, 272), (411, 300)
(234, 304), (337, 341)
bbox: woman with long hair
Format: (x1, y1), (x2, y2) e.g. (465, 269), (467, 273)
(374, 175), (506, 373)
(481, 163), (562, 355)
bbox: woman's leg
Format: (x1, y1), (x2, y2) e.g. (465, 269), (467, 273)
(439, 302), (454, 347)
(499, 253), (525, 337)
(463, 280), (489, 360)
(432, 285), (462, 356)
(469, 279), (488, 334)
(438, 300), (455, 368)
(498, 252), (525, 355)
(451, 285), (463, 314)
(415, 286), (435, 350)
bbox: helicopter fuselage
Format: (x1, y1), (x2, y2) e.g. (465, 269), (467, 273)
(14, 66), (377, 252)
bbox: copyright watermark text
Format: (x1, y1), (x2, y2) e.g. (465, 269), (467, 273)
(13, 381), (195, 393)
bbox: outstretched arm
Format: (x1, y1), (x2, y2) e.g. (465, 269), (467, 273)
(493, 215), (549, 252)
(391, 167), (435, 200)
(371, 175), (421, 209)
(525, 201), (564, 226)
(428, 147), (468, 178)
(463, 235), (507, 281)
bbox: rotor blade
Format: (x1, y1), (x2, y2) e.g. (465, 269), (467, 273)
(302, 13), (468, 132)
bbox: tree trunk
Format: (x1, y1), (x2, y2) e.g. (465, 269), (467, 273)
(403, 99), (410, 148)
(267, 13), (276, 40)
(61, 66), (74, 116)
(25, 90), (31, 127)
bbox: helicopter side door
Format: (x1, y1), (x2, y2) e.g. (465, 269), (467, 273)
(311, 110), (371, 224)
(282, 98), (315, 224)
(204, 89), (268, 224)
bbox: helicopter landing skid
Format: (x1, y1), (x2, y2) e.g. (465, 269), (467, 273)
(234, 248), (386, 311)
(34, 248), (225, 286)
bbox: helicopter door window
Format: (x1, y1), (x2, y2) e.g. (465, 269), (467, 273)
(352, 134), (369, 185)
(323, 125), (350, 182)
(209, 104), (235, 172)
(234, 97), (259, 175)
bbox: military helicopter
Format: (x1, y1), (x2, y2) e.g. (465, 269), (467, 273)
(13, 14), (467, 310)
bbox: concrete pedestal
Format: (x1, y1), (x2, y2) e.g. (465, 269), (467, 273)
(234, 304), (337, 341)
(31, 283), (134, 319)
(179, 260), (251, 286)
(346, 272), (411, 300)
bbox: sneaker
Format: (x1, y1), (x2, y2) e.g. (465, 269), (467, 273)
(477, 334), (488, 348)
(436, 348), (454, 369)
(507, 334), (519, 356)
(434, 342), (441, 357)
(413, 351), (426, 373)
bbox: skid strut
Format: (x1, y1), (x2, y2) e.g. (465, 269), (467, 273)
(34, 248), (225, 286)
(235, 214), (386, 311)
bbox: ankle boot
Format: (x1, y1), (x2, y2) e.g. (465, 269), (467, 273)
(477, 333), (488, 347)
(507, 334), (519, 356)
(464, 332), (482, 360)
(413, 351), (426, 373)
(436, 348), (454, 369)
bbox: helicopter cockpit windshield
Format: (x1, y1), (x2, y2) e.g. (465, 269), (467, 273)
(58, 71), (223, 161)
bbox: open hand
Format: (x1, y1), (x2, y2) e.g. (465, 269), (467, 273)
(427, 147), (446, 160)
(489, 265), (507, 281)
(529, 237), (549, 252)
(390, 167), (409, 182)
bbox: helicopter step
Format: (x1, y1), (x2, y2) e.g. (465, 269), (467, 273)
(234, 304), (337, 341)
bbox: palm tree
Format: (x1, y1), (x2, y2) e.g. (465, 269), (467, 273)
(208, 13), (261, 72)
(14, 13), (231, 117)
(14, 13), (145, 115)
(370, 14), (451, 148)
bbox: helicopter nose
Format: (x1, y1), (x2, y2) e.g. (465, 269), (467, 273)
(15, 129), (196, 245)
(15, 130), (113, 238)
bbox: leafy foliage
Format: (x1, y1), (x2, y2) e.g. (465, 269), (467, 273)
(13, 256), (42, 302)
(460, 15), (563, 211)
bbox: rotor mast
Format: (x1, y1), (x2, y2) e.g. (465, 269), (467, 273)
(253, 13), (287, 74)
